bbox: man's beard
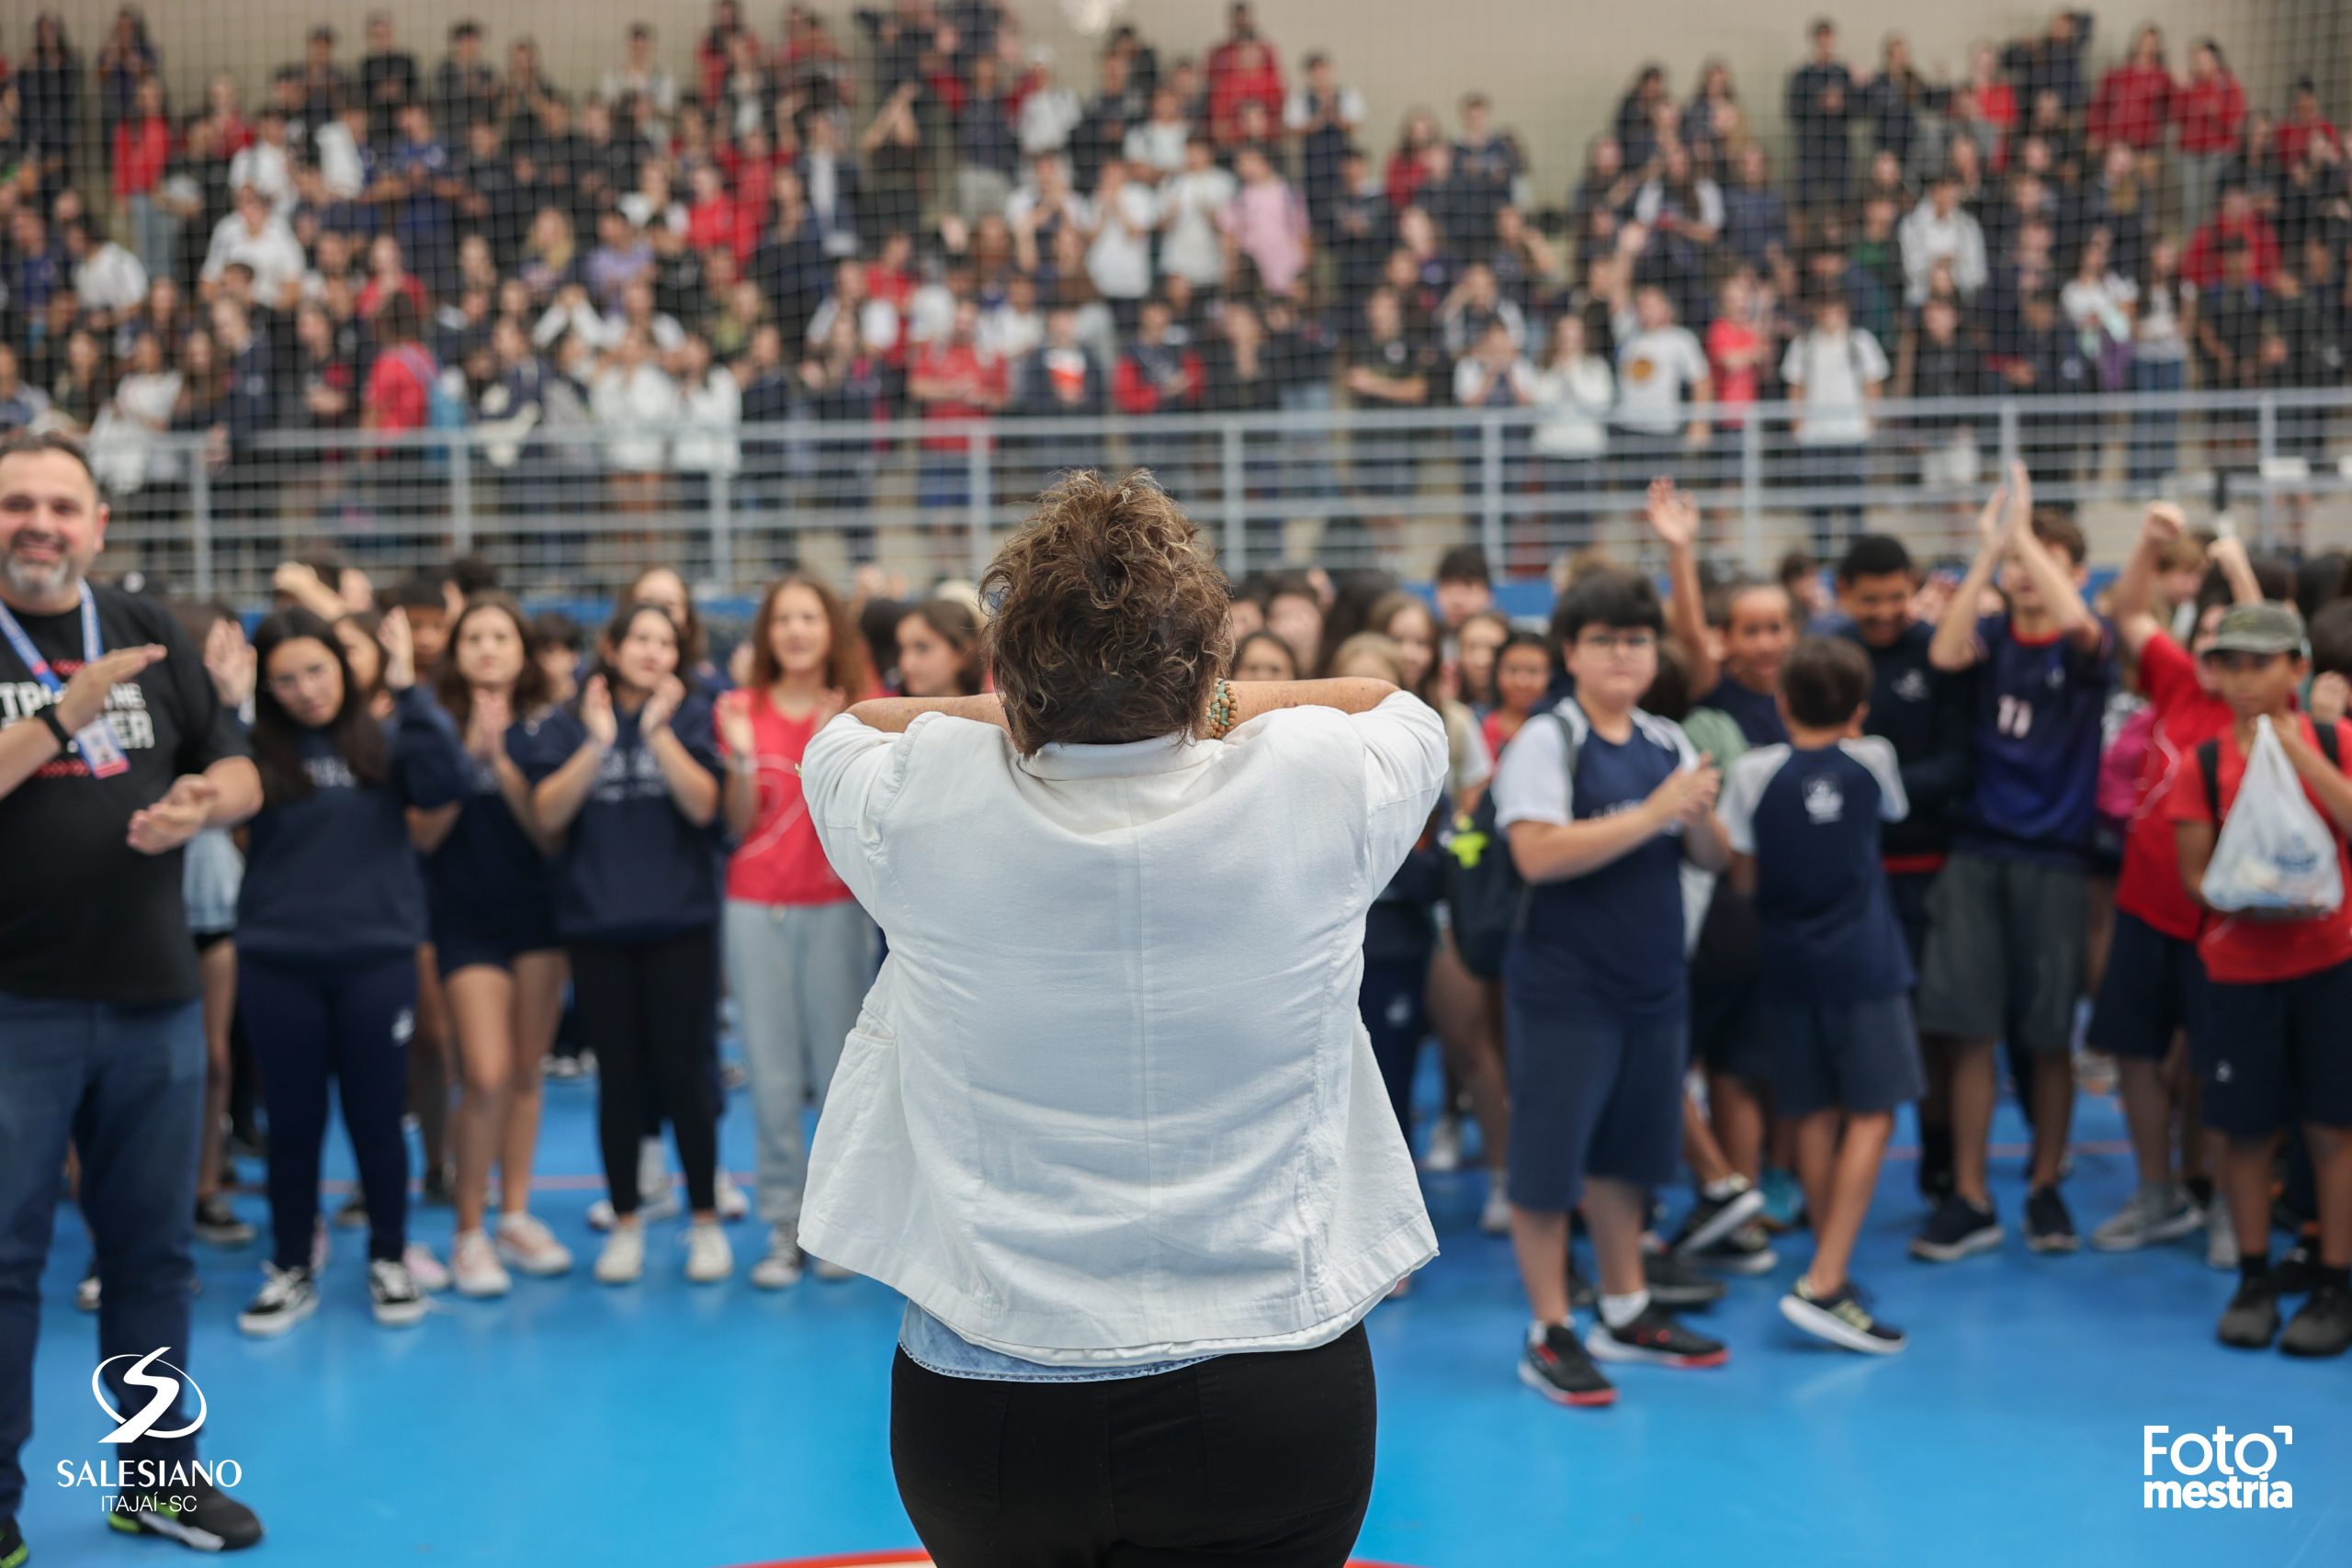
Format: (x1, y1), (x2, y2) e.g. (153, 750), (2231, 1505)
(2, 541), (79, 601)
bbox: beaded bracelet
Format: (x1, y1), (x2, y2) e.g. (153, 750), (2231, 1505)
(1206, 678), (1237, 740)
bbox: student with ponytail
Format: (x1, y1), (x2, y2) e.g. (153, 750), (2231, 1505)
(413, 595), (573, 1296)
(717, 573), (879, 1289)
(233, 605), (469, 1337)
(520, 603), (731, 1286)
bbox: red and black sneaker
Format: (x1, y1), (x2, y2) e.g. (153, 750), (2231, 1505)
(1585, 1301), (1730, 1368)
(1518, 1323), (1617, 1407)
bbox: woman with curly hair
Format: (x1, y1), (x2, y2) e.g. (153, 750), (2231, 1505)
(797, 472), (1449, 1566)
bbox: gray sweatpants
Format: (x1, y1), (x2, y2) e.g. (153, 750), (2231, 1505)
(722, 898), (876, 1240)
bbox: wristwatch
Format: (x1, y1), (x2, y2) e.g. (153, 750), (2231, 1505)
(38, 707), (75, 754)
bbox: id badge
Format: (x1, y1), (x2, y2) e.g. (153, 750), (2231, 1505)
(74, 716), (130, 779)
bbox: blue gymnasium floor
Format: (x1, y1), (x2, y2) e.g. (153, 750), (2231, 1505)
(21, 1067), (2350, 1568)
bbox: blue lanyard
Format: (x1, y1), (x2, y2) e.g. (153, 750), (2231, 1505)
(0, 583), (103, 696)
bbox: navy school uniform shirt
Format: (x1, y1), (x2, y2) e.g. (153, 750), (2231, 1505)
(1366, 797), (1449, 968)
(1697, 674), (1788, 750)
(1824, 615), (1975, 865)
(514, 694), (724, 944)
(1492, 699), (1700, 1018)
(426, 715), (557, 944)
(1958, 613), (2115, 865)
(1717, 737), (1914, 1002)
(237, 684), (469, 965)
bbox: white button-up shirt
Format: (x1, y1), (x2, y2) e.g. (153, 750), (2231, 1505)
(797, 691), (1449, 1366)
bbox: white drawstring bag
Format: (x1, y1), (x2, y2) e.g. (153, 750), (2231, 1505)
(2201, 716), (2345, 916)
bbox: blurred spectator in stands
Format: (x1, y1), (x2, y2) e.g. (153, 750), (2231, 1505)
(796, 108), (864, 259)
(603, 23), (679, 140)
(202, 185), (305, 309)
(0, 344), (49, 433)
(293, 25), (348, 131)
(1717, 143), (1789, 275)
(1452, 94), (1523, 262)
(1157, 136), (1237, 301)
(63, 219), (147, 338)
(1288, 54), (1364, 241)
(2182, 185), (2281, 289)
(1385, 108), (1441, 214)
(2275, 78), (2343, 169)
(2125, 235), (2191, 487)
(113, 76), (175, 285)
(290, 298), (358, 433)
(431, 20), (499, 135)
(1222, 145), (1311, 299)
(2086, 25), (2171, 170)
(1782, 292), (1889, 551)
(229, 110), (297, 219)
(94, 6), (158, 139)
(1948, 46), (2017, 175)
(1114, 81), (1182, 182)
(1849, 197), (1904, 344)
(1205, 2), (1283, 152)
(17, 12), (77, 193)
(592, 325), (676, 522)
(1855, 33), (1933, 175)
(2275, 129), (2350, 261)
(1607, 275), (1713, 463)
(1086, 160), (1158, 332)
(1613, 66), (1668, 173)
(2001, 10), (2094, 121)
(749, 169), (827, 349)
(2195, 238), (2265, 394)
(360, 13), (420, 151)
(2174, 40), (2245, 235)
(860, 79), (923, 228)
(1703, 268), (1769, 425)
(1784, 20), (1852, 220)
(1682, 60), (1742, 179)
(1899, 173), (1987, 308)
(1438, 262), (1524, 360)
(2072, 142), (2150, 281)
(956, 54), (1022, 222)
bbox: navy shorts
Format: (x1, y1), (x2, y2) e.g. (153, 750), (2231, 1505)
(1762, 991), (1926, 1119)
(2085, 908), (2208, 1062)
(1502, 988), (1686, 1213)
(2200, 958), (2352, 1138)
(434, 922), (561, 978)
(1691, 976), (1770, 1081)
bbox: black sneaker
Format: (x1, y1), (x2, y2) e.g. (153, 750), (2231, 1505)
(2, 1513), (24, 1568)
(107, 1477), (262, 1551)
(236, 1264), (318, 1338)
(421, 1164), (455, 1208)
(2024, 1186), (2078, 1254)
(1518, 1324), (1616, 1407)
(368, 1259), (428, 1327)
(332, 1192), (368, 1230)
(1781, 1277), (1907, 1355)
(2273, 1242), (2320, 1296)
(1670, 1180), (1765, 1258)
(1566, 1256), (1596, 1311)
(1641, 1248), (1728, 1309)
(1910, 1194), (2003, 1262)
(193, 1195), (255, 1247)
(2279, 1281), (2352, 1359)
(1586, 1301), (1729, 1368)
(2217, 1275), (2282, 1349)
(1690, 1220), (1781, 1275)
(1917, 1122), (1954, 1205)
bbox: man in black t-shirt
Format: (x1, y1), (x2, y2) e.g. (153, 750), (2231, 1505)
(0, 433), (264, 1557)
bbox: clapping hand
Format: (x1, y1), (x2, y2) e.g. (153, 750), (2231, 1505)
(639, 674), (688, 737)
(1650, 755), (1722, 829)
(203, 618), (256, 710)
(581, 675), (619, 749)
(467, 688), (514, 762)
(716, 688), (757, 757)
(55, 645), (165, 731)
(127, 773), (218, 856)
(379, 607), (418, 692)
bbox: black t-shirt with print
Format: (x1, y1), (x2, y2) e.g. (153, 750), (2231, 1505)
(0, 583), (251, 1005)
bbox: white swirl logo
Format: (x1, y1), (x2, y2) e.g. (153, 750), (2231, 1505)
(93, 1349), (207, 1446)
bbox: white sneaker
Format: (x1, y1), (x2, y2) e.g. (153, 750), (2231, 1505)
(495, 1213), (574, 1277)
(715, 1168), (751, 1222)
(1424, 1112), (1464, 1173)
(449, 1230), (512, 1298)
(368, 1259), (428, 1327)
(588, 1191), (678, 1231)
(401, 1242), (451, 1293)
(637, 1137), (678, 1218)
(684, 1221), (734, 1283)
(750, 1229), (803, 1290)
(812, 1257), (857, 1282)
(2206, 1201), (2237, 1271)
(1479, 1180), (1512, 1235)
(594, 1224), (646, 1284)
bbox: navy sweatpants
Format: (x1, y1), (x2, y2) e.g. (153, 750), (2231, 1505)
(240, 953), (417, 1270)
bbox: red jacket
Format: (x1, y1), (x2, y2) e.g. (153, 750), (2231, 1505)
(112, 115), (173, 199)
(2086, 64), (2173, 151)
(1204, 38), (1283, 148)
(1112, 349), (1204, 415)
(2181, 212), (2281, 289)
(2175, 75), (2245, 154)
(2276, 117), (2342, 168)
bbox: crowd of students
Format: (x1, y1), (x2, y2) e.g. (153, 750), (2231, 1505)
(33, 446), (2352, 1409)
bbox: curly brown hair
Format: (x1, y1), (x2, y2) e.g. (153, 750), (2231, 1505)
(982, 471), (1231, 754)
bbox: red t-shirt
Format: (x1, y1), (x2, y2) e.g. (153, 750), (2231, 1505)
(1704, 318), (1761, 411)
(718, 694), (854, 908)
(363, 344), (435, 434)
(2166, 712), (2352, 985)
(2113, 633), (2234, 941)
(913, 342), (1005, 453)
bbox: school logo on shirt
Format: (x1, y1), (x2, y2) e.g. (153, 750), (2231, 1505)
(2045, 664), (2066, 690)
(1625, 355), (1657, 384)
(1892, 669), (1930, 703)
(1804, 776), (1846, 824)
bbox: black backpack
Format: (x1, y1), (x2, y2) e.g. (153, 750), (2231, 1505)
(1446, 710), (1579, 980)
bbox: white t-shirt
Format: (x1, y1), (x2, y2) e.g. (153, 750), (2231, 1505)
(1610, 322), (1710, 434)
(1530, 357), (1615, 458)
(1159, 166), (1238, 287)
(1087, 183), (1159, 301)
(1780, 327), (1891, 446)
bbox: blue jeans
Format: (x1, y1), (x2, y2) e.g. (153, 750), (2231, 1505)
(0, 993), (206, 1516)
(2130, 356), (2185, 486)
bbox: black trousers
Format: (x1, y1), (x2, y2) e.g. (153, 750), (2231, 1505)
(891, 1323), (1376, 1568)
(569, 928), (719, 1217)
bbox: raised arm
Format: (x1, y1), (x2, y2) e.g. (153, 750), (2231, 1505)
(2109, 502), (2182, 659)
(1645, 478), (1717, 696)
(1930, 472), (2018, 671)
(2003, 468), (2102, 655)
(840, 678), (1404, 739)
